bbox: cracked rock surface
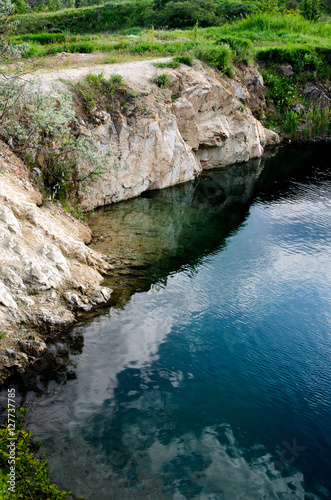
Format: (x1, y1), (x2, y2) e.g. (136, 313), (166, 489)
(0, 147), (112, 383)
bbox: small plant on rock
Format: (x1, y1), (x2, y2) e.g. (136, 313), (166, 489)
(152, 73), (170, 88)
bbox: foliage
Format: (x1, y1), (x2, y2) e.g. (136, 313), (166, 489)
(301, 0), (320, 20)
(257, 46), (330, 81)
(216, 36), (254, 63)
(153, 0), (220, 28)
(154, 58), (180, 67)
(0, 79), (112, 198)
(75, 72), (125, 104)
(12, 0), (29, 14)
(256, 0), (279, 13)
(280, 106), (331, 140)
(0, 0), (29, 69)
(152, 72), (170, 87)
(196, 43), (231, 70)
(192, 20), (198, 43)
(174, 54), (193, 65)
(0, 408), (71, 499)
(263, 70), (296, 109)
(303, 105), (331, 139)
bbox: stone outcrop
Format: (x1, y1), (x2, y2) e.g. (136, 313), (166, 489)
(300, 86), (331, 109)
(75, 65), (279, 210)
(0, 62), (280, 382)
(0, 146), (112, 383)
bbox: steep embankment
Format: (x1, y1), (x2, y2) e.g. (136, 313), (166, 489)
(0, 59), (280, 382)
(0, 146), (113, 383)
(36, 58), (279, 209)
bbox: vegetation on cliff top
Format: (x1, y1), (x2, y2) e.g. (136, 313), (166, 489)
(7, 4), (330, 140)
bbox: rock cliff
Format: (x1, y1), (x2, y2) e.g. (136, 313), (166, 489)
(74, 63), (279, 210)
(0, 146), (112, 383)
(0, 61), (280, 382)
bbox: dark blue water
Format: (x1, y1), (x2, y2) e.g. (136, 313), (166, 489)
(2, 144), (331, 499)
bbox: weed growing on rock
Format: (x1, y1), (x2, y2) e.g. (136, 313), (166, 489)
(152, 73), (170, 88)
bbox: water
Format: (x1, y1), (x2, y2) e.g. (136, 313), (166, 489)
(1, 144), (331, 500)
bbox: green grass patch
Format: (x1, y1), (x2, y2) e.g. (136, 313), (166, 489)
(152, 73), (170, 88)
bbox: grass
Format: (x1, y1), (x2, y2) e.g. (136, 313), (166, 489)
(152, 73), (170, 88)
(10, 10), (331, 142)
(13, 12), (330, 66)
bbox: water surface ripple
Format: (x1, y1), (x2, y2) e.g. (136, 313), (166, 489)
(2, 144), (331, 500)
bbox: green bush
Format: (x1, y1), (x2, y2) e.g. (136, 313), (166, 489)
(196, 44), (231, 70)
(263, 70), (296, 109)
(0, 408), (71, 500)
(15, 1), (155, 34)
(12, 0), (30, 13)
(154, 59), (181, 67)
(174, 54), (193, 65)
(152, 72), (170, 87)
(216, 35), (254, 63)
(257, 46), (330, 80)
(301, 0), (320, 20)
(154, 0), (220, 28)
(215, 0), (256, 20)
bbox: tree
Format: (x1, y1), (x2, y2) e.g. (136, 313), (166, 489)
(301, 0), (320, 20)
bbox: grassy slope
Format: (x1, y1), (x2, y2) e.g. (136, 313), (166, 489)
(12, 9), (331, 139)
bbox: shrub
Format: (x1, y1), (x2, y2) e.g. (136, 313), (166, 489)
(215, 0), (256, 19)
(76, 72), (125, 105)
(0, 78), (111, 198)
(154, 0), (220, 28)
(283, 109), (299, 135)
(301, 0), (320, 20)
(303, 106), (331, 139)
(174, 54), (193, 66)
(154, 59), (181, 68)
(216, 36), (254, 64)
(12, 0), (30, 13)
(196, 44), (231, 70)
(152, 72), (170, 87)
(0, 408), (71, 499)
(263, 70), (296, 109)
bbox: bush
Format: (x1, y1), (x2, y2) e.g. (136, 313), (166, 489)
(15, 1), (155, 34)
(154, 0), (220, 28)
(301, 0), (320, 20)
(0, 78), (111, 198)
(257, 46), (330, 80)
(216, 36), (254, 63)
(154, 59), (181, 67)
(196, 44), (231, 70)
(152, 72), (170, 87)
(0, 408), (71, 499)
(263, 70), (296, 109)
(215, 0), (256, 19)
(174, 54), (193, 65)
(12, 0), (30, 13)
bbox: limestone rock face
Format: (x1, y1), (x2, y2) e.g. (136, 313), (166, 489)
(77, 66), (279, 209)
(0, 151), (112, 382)
(78, 94), (201, 210)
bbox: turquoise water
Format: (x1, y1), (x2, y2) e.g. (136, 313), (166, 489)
(2, 144), (331, 499)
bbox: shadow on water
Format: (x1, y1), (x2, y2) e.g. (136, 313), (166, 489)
(1, 142), (331, 500)
(2, 143), (330, 395)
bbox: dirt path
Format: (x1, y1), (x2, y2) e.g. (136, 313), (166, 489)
(33, 56), (172, 91)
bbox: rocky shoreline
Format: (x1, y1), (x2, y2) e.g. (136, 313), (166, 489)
(0, 61), (282, 383)
(0, 148), (114, 384)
